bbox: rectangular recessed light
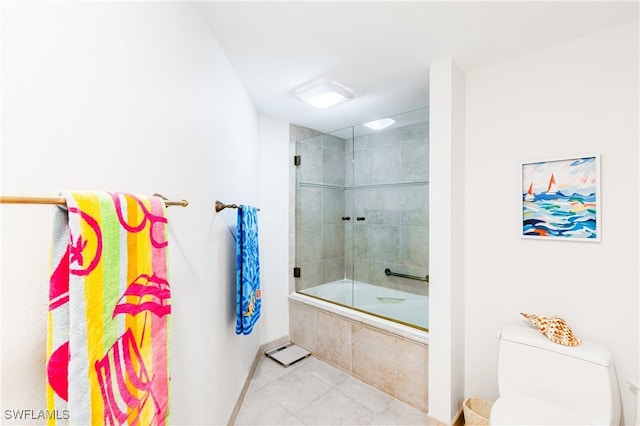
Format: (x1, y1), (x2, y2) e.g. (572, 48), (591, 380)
(295, 79), (353, 109)
(363, 118), (396, 130)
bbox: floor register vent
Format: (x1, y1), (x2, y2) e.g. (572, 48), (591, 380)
(265, 343), (310, 367)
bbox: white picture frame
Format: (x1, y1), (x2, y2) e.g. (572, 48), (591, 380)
(521, 154), (600, 242)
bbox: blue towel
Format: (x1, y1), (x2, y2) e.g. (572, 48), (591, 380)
(236, 205), (261, 335)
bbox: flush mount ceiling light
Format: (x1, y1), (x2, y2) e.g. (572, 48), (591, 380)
(363, 118), (396, 130)
(295, 79), (353, 109)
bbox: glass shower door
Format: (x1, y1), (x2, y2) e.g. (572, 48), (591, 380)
(295, 126), (354, 306)
(350, 108), (430, 327)
(294, 107), (429, 329)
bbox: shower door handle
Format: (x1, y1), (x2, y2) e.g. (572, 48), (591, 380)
(356, 217), (366, 221)
(341, 216), (351, 221)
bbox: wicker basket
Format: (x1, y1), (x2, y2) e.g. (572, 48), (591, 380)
(463, 397), (493, 426)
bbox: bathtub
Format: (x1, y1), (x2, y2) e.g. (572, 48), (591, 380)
(288, 280), (429, 410)
(296, 279), (429, 332)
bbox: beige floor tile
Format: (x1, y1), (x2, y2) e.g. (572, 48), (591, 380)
(295, 389), (373, 425)
(249, 354), (309, 391)
(260, 367), (332, 413)
(236, 386), (302, 426)
(335, 376), (395, 414)
(236, 356), (427, 426)
(370, 399), (428, 425)
(297, 356), (349, 387)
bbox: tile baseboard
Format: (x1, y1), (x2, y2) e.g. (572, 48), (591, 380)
(227, 335), (291, 426)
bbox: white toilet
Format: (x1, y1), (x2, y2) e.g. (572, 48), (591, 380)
(490, 324), (621, 425)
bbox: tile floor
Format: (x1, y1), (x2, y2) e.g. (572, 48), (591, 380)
(235, 354), (427, 425)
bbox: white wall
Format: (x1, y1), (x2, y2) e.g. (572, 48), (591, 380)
(0, 3), (281, 424)
(464, 21), (639, 424)
(258, 116), (290, 344)
(428, 59), (466, 424)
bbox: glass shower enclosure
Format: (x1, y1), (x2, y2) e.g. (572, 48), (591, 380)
(294, 108), (429, 330)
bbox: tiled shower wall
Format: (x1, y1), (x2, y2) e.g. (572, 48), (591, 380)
(346, 122), (429, 296)
(289, 124), (322, 295)
(290, 120), (429, 296)
(295, 132), (346, 291)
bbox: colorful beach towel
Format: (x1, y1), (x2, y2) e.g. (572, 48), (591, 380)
(235, 205), (261, 335)
(46, 191), (171, 425)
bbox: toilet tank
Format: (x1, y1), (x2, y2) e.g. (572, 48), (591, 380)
(497, 324), (620, 425)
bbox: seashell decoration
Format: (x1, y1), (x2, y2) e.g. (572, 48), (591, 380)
(521, 312), (581, 347)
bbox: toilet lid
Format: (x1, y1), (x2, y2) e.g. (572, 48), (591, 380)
(490, 394), (588, 425)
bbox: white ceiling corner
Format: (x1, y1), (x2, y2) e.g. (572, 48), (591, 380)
(201, 1), (638, 133)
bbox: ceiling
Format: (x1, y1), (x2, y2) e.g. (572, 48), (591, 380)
(201, 2), (638, 133)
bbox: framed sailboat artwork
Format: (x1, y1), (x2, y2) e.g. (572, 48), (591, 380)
(521, 155), (600, 242)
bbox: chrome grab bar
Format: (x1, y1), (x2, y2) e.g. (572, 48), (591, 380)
(384, 268), (429, 282)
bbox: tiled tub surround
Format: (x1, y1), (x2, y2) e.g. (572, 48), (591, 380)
(289, 294), (429, 412)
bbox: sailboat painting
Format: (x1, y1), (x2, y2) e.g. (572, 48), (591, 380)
(521, 155), (600, 241)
